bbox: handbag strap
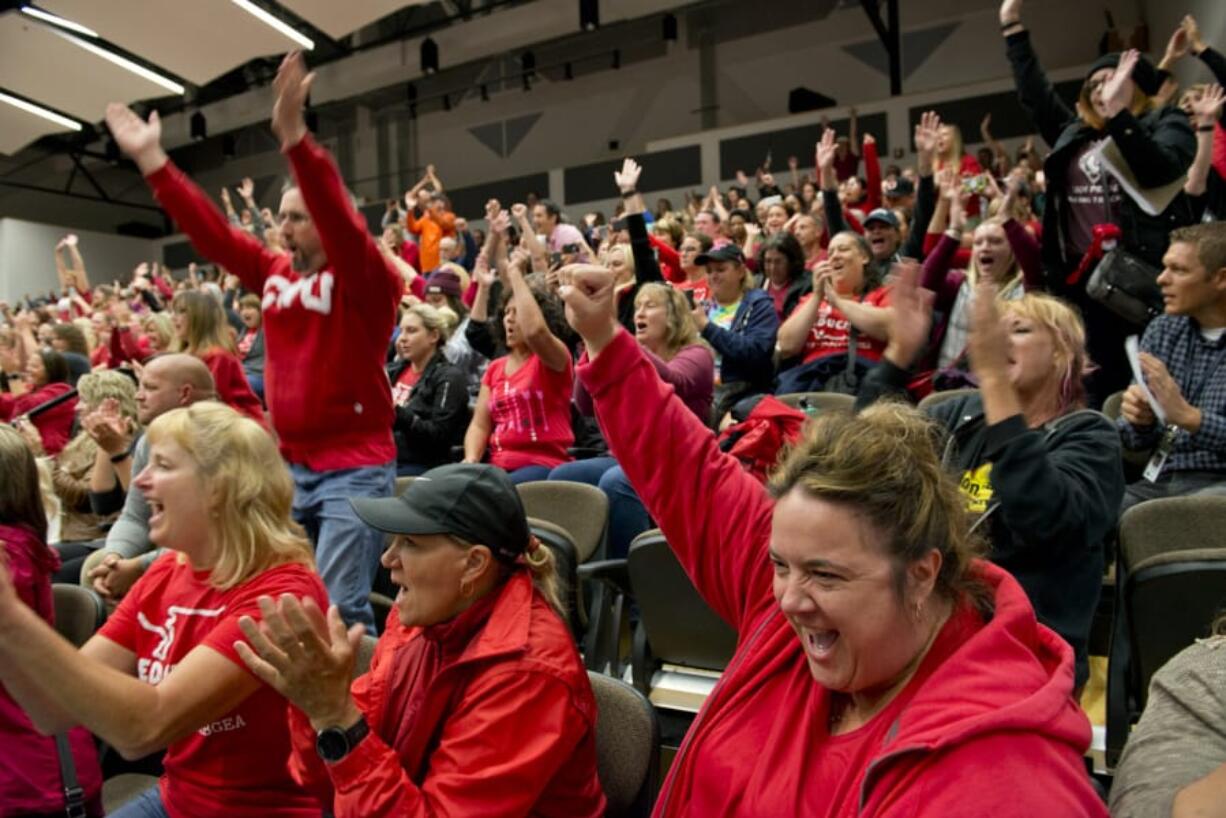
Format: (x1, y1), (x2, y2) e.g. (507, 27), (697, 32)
(55, 733), (87, 818)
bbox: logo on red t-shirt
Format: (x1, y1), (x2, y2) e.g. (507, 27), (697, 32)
(136, 605), (224, 683)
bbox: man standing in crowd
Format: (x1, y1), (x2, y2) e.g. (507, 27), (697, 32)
(1119, 223), (1226, 511)
(694, 209), (723, 241)
(532, 200), (586, 253)
(83, 354), (216, 596)
(105, 51), (399, 629)
(405, 164), (455, 273)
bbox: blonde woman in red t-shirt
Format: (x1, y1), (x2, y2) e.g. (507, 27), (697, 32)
(0, 402), (329, 818)
(172, 289), (265, 425)
(464, 212), (574, 484)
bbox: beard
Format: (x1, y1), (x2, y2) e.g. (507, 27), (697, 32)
(291, 249), (310, 273)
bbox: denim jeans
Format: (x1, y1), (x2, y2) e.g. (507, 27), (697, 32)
(290, 461), (395, 630)
(506, 465), (553, 485)
(107, 786), (171, 818)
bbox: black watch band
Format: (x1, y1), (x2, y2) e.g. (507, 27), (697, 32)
(316, 715), (370, 763)
(110, 450), (131, 464)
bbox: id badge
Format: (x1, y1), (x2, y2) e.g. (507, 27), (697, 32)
(1143, 425), (1179, 483)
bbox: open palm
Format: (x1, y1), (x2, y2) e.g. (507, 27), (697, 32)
(105, 104), (162, 163)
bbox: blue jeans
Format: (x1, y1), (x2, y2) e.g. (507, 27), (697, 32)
(548, 457), (617, 486)
(108, 786), (171, 818)
(290, 461), (395, 630)
(549, 458), (651, 558)
(506, 465), (553, 485)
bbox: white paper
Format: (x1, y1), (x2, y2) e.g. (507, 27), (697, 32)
(1126, 335), (1167, 424)
(1095, 137), (1187, 217)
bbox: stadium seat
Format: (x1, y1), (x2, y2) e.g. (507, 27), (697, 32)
(517, 480), (608, 563)
(51, 584), (106, 647)
(588, 671), (659, 818)
(917, 387), (978, 413)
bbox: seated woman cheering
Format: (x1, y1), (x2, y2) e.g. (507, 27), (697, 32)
(556, 262), (1107, 816)
(0, 401), (328, 818)
(464, 209), (575, 483)
(235, 463), (605, 818)
(774, 231), (892, 394)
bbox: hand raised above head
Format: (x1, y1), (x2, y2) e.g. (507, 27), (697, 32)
(557, 264), (619, 354)
(104, 104), (168, 175)
(271, 51), (315, 150)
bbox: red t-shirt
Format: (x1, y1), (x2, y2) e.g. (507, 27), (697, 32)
(797, 287), (892, 364)
(765, 281), (790, 319)
(391, 364), (422, 408)
(98, 555), (327, 818)
(483, 353), (574, 471)
(674, 277), (710, 305)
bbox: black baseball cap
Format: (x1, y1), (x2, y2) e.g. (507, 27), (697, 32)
(694, 242), (745, 266)
(863, 208), (900, 229)
(349, 464), (530, 563)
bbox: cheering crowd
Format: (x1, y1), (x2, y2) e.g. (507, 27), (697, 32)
(2, 0), (1226, 814)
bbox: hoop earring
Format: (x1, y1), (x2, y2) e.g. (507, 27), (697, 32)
(459, 578), (474, 599)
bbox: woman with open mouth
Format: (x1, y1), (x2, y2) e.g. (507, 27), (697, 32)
(555, 262), (1109, 816)
(234, 463), (605, 818)
(920, 170), (1044, 373)
(0, 402), (329, 818)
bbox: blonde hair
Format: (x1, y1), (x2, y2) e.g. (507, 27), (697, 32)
(403, 302), (453, 346)
(634, 283), (707, 359)
(1078, 82), (1152, 131)
(173, 290), (236, 355)
(77, 370), (139, 421)
(72, 317), (97, 352)
(934, 124), (965, 171)
(522, 543), (564, 616)
(653, 216), (685, 248)
(1001, 293), (1088, 414)
(146, 402), (313, 590)
(769, 402), (988, 608)
(142, 312), (175, 352)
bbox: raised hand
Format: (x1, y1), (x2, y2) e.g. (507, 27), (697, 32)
(1183, 14), (1205, 55)
(914, 110), (941, 157)
(557, 264), (619, 354)
(815, 128), (837, 171)
(1192, 84), (1225, 127)
(104, 103), (168, 175)
(238, 177), (255, 200)
(1101, 49), (1139, 119)
(881, 259), (933, 370)
(271, 51), (315, 150)
(968, 281), (1010, 378)
(473, 251), (496, 288)
(787, 155), (799, 170)
(510, 203), (529, 222)
(613, 157), (642, 193)
(64, 234), (78, 248)
(862, 133), (876, 146)
(235, 595), (364, 731)
(999, 0), (1023, 26)
(484, 198), (501, 222)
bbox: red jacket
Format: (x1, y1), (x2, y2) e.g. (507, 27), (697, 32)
(578, 330), (1107, 818)
(146, 136), (399, 470)
(0, 381), (76, 456)
(287, 570), (605, 818)
(0, 524), (102, 817)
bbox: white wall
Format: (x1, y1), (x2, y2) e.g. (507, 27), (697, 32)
(0, 218), (156, 303)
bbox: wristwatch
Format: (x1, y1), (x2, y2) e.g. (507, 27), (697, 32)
(315, 715), (370, 763)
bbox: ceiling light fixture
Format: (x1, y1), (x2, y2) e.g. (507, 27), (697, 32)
(52, 30), (186, 94)
(230, 0), (314, 50)
(20, 6), (98, 38)
(0, 90), (82, 131)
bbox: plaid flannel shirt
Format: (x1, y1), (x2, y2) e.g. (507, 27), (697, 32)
(1117, 314), (1226, 476)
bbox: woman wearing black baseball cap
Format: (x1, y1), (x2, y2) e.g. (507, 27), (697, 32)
(234, 463), (605, 818)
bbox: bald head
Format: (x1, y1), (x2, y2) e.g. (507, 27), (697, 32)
(137, 354), (217, 425)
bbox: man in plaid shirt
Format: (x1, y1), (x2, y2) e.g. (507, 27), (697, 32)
(1119, 223), (1226, 512)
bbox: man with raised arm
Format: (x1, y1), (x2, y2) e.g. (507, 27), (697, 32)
(105, 52), (399, 630)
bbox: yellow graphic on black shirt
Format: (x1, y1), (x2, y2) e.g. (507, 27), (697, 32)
(959, 462), (994, 514)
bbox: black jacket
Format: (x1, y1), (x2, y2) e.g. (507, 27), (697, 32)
(1006, 30), (1197, 279)
(388, 351), (470, 469)
(927, 391), (1124, 686)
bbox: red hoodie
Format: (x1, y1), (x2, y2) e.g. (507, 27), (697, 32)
(577, 330), (1107, 818)
(146, 137), (399, 470)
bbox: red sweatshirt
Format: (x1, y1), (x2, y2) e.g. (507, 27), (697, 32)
(577, 330), (1107, 818)
(199, 349), (265, 426)
(146, 137), (399, 470)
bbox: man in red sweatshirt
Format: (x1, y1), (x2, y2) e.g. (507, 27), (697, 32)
(105, 52), (398, 630)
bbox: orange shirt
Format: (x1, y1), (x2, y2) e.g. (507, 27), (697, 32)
(405, 209), (457, 272)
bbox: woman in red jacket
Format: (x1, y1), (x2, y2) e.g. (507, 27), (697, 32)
(0, 348), (77, 456)
(172, 289), (265, 424)
(0, 424), (103, 817)
(235, 462), (605, 818)
(555, 263), (1108, 817)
